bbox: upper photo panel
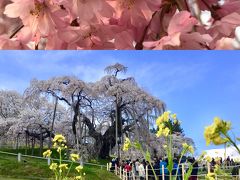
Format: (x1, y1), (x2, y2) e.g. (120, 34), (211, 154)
(0, 0), (239, 50)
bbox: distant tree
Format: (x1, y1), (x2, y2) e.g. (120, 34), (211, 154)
(0, 90), (22, 119)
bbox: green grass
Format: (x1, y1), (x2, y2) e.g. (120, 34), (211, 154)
(0, 148), (111, 166)
(0, 150), (119, 180)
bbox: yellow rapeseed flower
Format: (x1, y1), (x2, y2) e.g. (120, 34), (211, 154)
(204, 117), (231, 146)
(53, 134), (66, 143)
(75, 176), (82, 180)
(49, 163), (58, 171)
(162, 127), (170, 136)
(163, 111), (170, 122)
(53, 142), (57, 148)
(188, 145), (194, 154)
(70, 153), (80, 162)
(43, 149), (52, 158)
(206, 173), (215, 180)
(57, 147), (62, 153)
(182, 143), (194, 154)
(75, 165), (83, 172)
(156, 116), (164, 126)
(171, 113), (177, 120)
(205, 156), (212, 162)
(59, 164), (68, 170)
(182, 143), (188, 149)
(123, 138), (131, 151)
(212, 136), (228, 145)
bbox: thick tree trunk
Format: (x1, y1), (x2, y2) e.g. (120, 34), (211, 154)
(39, 126), (43, 157)
(31, 137), (34, 155)
(82, 113), (134, 158)
(99, 123), (116, 158)
(49, 97), (58, 148)
(72, 102), (80, 144)
(25, 131), (28, 155)
(99, 140), (111, 159)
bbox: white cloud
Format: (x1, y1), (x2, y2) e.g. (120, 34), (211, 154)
(205, 145), (240, 160)
(133, 61), (210, 97)
(72, 65), (105, 82)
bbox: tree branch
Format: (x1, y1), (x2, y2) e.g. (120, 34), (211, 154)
(10, 24), (24, 39)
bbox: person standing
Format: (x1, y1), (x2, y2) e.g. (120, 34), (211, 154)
(139, 161), (145, 180)
(160, 158), (169, 180)
(189, 158), (198, 180)
(232, 162), (239, 180)
(135, 159), (140, 177)
(124, 161), (132, 180)
(153, 160), (160, 180)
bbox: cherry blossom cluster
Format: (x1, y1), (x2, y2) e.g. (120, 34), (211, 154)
(1, 0), (240, 49)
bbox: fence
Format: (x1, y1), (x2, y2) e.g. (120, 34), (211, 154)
(106, 162), (240, 180)
(0, 150), (106, 169)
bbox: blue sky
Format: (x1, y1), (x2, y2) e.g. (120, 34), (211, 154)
(0, 51), (240, 154)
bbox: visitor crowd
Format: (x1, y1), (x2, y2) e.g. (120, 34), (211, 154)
(109, 156), (240, 180)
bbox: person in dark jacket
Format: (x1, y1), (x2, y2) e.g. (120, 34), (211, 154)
(147, 161), (154, 180)
(153, 160), (160, 180)
(172, 158), (181, 180)
(110, 158), (116, 172)
(232, 163), (239, 180)
(189, 157), (198, 180)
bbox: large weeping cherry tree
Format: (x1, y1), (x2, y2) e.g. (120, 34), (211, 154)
(90, 63), (166, 158)
(0, 63), (193, 159)
(22, 63), (167, 158)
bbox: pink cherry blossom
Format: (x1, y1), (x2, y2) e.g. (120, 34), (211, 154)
(110, 0), (155, 28)
(4, 0), (66, 38)
(144, 11), (200, 49)
(57, 22), (116, 49)
(1, 0), (240, 49)
(60, 0), (114, 22)
(0, 34), (28, 49)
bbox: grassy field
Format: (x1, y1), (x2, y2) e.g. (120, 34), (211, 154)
(0, 149), (119, 180)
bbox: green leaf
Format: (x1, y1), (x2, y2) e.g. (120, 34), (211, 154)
(184, 163), (193, 180)
(167, 152), (173, 173)
(167, 161), (173, 173)
(134, 141), (142, 150)
(145, 150), (151, 162)
(237, 137), (240, 141)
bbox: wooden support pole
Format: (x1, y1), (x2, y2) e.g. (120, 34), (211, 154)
(146, 165), (148, 180)
(123, 169), (126, 180)
(238, 168), (240, 179)
(47, 157), (51, 165)
(115, 164), (117, 175)
(17, 153), (21, 162)
(132, 169), (136, 180)
(162, 165), (165, 180)
(207, 162), (211, 174)
(120, 166), (122, 178)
